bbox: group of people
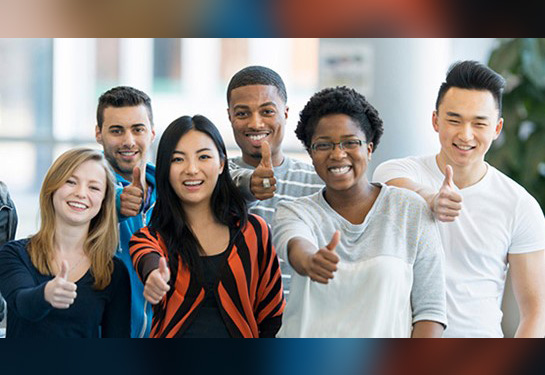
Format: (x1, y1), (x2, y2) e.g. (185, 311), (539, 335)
(0, 61), (544, 338)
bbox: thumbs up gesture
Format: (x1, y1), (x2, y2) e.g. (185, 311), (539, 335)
(250, 141), (276, 200)
(144, 257), (171, 305)
(431, 165), (463, 222)
(120, 166), (144, 217)
(305, 230), (341, 284)
(44, 260), (78, 309)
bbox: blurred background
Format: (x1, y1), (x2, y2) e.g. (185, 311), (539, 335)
(1, 38), (543, 337)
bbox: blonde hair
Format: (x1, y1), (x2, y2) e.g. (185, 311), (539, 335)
(28, 148), (119, 289)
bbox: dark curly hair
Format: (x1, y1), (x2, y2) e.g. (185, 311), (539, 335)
(296, 86), (384, 152)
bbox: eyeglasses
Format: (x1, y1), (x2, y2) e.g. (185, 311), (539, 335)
(310, 139), (365, 152)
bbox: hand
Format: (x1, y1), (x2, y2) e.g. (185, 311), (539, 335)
(304, 230), (341, 284)
(44, 260), (78, 309)
(144, 257), (170, 305)
(430, 165), (462, 222)
(120, 166), (144, 217)
(250, 141), (277, 200)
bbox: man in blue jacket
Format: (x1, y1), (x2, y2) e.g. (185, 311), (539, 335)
(95, 86), (156, 338)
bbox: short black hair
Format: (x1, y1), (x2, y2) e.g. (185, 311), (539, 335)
(226, 66), (287, 104)
(296, 86), (384, 152)
(97, 86), (153, 129)
(436, 60), (506, 116)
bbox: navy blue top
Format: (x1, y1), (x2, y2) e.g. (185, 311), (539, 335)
(0, 239), (131, 338)
(181, 251), (231, 338)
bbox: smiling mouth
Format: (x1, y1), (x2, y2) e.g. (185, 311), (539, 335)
(328, 166), (352, 175)
(245, 133), (270, 142)
(454, 144), (475, 151)
(183, 180), (204, 186)
(118, 150), (138, 157)
(67, 201), (88, 210)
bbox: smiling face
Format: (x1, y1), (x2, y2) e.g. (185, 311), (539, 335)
(95, 105), (155, 181)
(228, 85), (288, 167)
(169, 129), (225, 209)
(52, 159), (107, 228)
(433, 87), (503, 171)
(310, 114), (373, 194)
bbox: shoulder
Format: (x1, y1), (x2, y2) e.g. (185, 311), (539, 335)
(379, 184), (431, 216)
(145, 163), (157, 184)
(0, 238), (29, 255)
(275, 190), (323, 216)
(229, 156), (248, 169)
(112, 257), (130, 279)
(130, 226), (163, 246)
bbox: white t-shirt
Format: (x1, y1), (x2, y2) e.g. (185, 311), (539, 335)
(272, 184), (447, 338)
(373, 155), (545, 337)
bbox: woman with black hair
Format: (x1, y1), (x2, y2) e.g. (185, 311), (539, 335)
(129, 115), (285, 338)
(273, 87), (447, 337)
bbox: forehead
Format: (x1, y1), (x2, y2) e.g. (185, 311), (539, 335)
(229, 85), (283, 107)
(72, 160), (107, 184)
(102, 105), (152, 128)
(439, 88), (498, 117)
(312, 114), (365, 139)
(174, 129), (218, 152)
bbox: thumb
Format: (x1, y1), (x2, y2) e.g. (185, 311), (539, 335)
(442, 165), (454, 189)
(259, 141), (272, 169)
(130, 166), (143, 190)
(158, 257), (170, 281)
(326, 230), (341, 251)
(59, 260), (69, 280)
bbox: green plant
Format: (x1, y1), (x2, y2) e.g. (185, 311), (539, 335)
(487, 38), (545, 210)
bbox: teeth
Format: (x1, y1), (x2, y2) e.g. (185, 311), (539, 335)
(329, 166), (351, 174)
(68, 202), (87, 209)
(247, 134), (268, 141)
(183, 181), (203, 186)
(456, 145), (473, 151)
(120, 151), (137, 156)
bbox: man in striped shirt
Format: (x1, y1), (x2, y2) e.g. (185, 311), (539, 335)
(227, 66), (323, 295)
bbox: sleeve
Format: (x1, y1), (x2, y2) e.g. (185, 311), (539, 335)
(509, 193), (545, 254)
(129, 228), (164, 284)
(115, 184), (130, 224)
(272, 201), (318, 264)
(229, 160), (257, 203)
(372, 157), (422, 184)
(410, 208), (448, 328)
(0, 241), (53, 322)
(101, 259), (131, 338)
(253, 218), (285, 338)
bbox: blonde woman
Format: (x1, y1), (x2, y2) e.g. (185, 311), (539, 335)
(0, 148), (130, 338)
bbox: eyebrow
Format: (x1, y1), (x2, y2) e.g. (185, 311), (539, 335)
(233, 102), (278, 110)
(313, 134), (359, 141)
(70, 175), (104, 185)
(446, 112), (489, 120)
(172, 148), (212, 155)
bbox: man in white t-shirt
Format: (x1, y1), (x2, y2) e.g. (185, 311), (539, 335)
(373, 60), (545, 337)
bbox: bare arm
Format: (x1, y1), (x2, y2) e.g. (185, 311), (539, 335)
(385, 169), (462, 222)
(411, 320), (444, 338)
(509, 250), (545, 338)
(287, 233), (340, 284)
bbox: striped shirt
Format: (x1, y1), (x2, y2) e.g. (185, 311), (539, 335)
(129, 214), (285, 338)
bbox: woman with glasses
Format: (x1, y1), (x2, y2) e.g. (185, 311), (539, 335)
(273, 87), (447, 337)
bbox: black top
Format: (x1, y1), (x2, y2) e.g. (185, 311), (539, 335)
(181, 251), (231, 338)
(0, 239), (131, 338)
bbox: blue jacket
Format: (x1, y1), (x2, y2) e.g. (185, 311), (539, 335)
(114, 163), (156, 338)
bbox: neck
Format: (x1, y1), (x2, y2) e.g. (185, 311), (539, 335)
(436, 153), (487, 189)
(183, 201), (218, 228)
(243, 151), (285, 168)
(324, 180), (377, 217)
(53, 223), (88, 255)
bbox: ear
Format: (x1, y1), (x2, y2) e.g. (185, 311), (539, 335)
(284, 105), (289, 120)
(493, 117), (504, 140)
(367, 142), (374, 159)
(432, 111), (439, 133)
(219, 157), (225, 174)
(95, 125), (103, 145)
(151, 127), (157, 143)
(227, 107), (232, 123)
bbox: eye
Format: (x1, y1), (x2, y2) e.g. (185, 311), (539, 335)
(90, 186), (101, 192)
(235, 111), (248, 118)
(199, 154), (212, 160)
(171, 156), (184, 163)
(66, 179), (76, 185)
(262, 108), (276, 116)
(134, 126), (146, 133)
(313, 142), (333, 151)
(448, 119), (460, 124)
(110, 128), (122, 134)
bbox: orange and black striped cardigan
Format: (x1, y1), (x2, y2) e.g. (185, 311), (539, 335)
(129, 214), (285, 338)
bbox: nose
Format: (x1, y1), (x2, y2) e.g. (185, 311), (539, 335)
(329, 144), (347, 160)
(185, 157), (199, 175)
(74, 184), (87, 199)
(458, 123), (474, 142)
(248, 113), (265, 130)
(122, 131), (136, 148)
